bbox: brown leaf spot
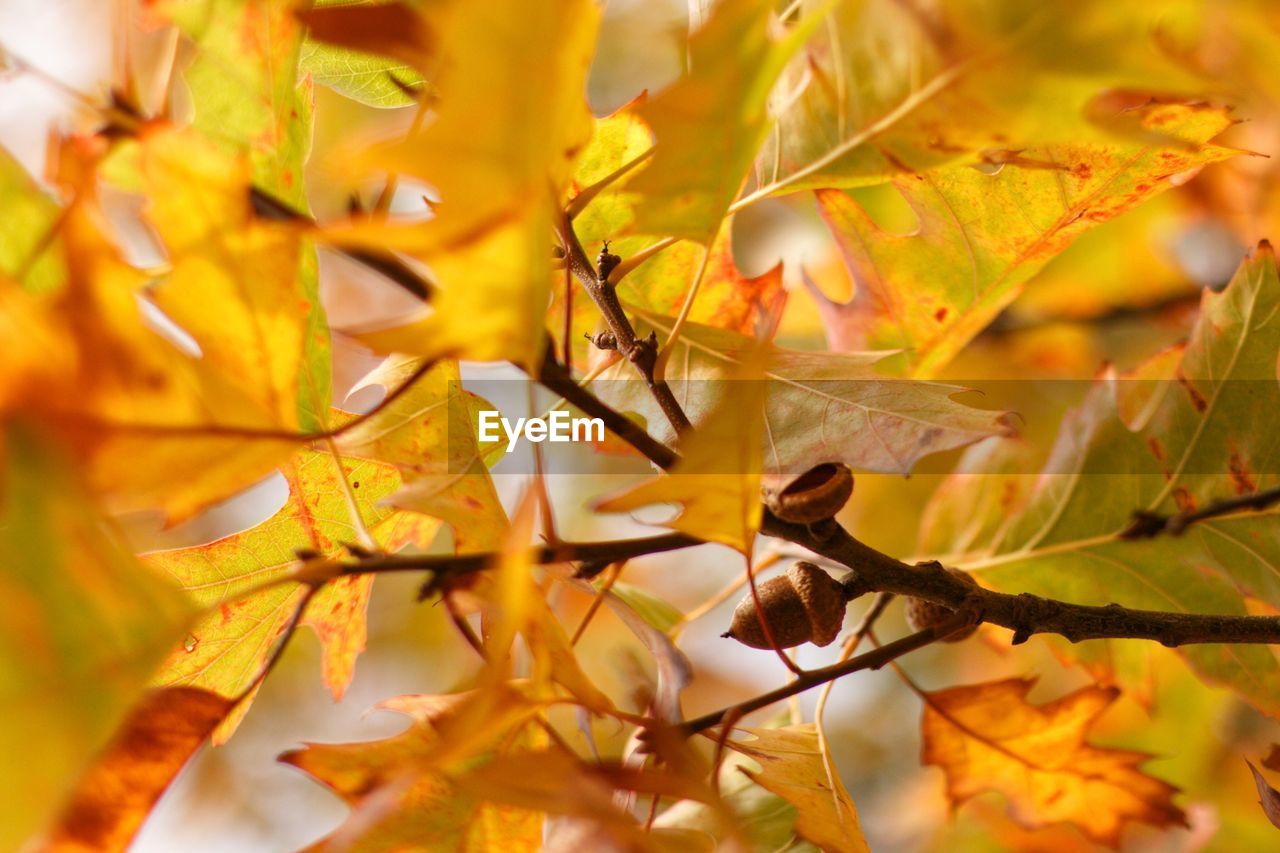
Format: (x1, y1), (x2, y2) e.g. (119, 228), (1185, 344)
(1176, 371), (1208, 413)
(1146, 437), (1165, 463)
(1229, 447), (1258, 496)
(934, 307), (948, 322)
(1173, 487), (1197, 513)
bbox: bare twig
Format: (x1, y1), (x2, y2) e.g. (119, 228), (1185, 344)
(1121, 485), (1280, 539)
(555, 212), (692, 435)
(682, 611), (974, 735)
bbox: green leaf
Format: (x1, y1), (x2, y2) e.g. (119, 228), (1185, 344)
(299, 40), (422, 108)
(627, 0), (828, 243)
(0, 147), (63, 293)
(921, 246), (1280, 712)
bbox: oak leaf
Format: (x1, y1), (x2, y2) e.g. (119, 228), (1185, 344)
(922, 245), (1280, 712)
(812, 96), (1239, 376)
(729, 724), (870, 853)
(328, 0), (600, 367)
(921, 678), (1186, 845)
(595, 348), (769, 555)
(594, 310), (1014, 476)
(627, 0), (826, 243)
(145, 447), (440, 741)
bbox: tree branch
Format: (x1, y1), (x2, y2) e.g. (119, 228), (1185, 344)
(769, 516), (1280, 647)
(332, 532), (702, 597)
(1121, 484), (1280, 539)
(681, 610), (974, 735)
(535, 340), (678, 470)
(555, 212), (693, 436)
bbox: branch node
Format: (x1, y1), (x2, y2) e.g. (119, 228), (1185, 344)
(596, 241), (621, 281)
(585, 330), (618, 351)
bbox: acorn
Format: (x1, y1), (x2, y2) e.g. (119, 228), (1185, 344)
(763, 463), (854, 525)
(722, 561), (848, 649)
(903, 569), (980, 642)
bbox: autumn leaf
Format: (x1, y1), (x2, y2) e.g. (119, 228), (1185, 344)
(1246, 761), (1280, 831)
(728, 724), (870, 853)
(42, 687), (232, 853)
(0, 427), (192, 851)
(811, 96), (1239, 376)
(281, 687), (548, 851)
(761, 1), (1211, 192)
(150, 0), (330, 428)
(297, 1), (437, 77)
(2, 142), (299, 522)
(326, 0), (600, 367)
(594, 309), (1014, 475)
(337, 356), (508, 554)
(595, 347), (769, 555)
(921, 245), (1280, 712)
(627, 0), (827, 243)
(921, 678), (1186, 844)
(137, 125), (317, 429)
(145, 446), (439, 740)
(0, 144), (64, 292)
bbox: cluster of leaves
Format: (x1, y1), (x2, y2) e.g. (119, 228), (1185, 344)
(6, 0), (1280, 850)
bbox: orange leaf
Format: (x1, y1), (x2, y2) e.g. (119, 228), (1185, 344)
(921, 678), (1186, 845)
(44, 687), (232, 853)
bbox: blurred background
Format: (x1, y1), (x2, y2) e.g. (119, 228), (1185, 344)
(5, 0), (1280, 849)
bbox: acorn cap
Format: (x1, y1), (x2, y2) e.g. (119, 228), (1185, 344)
(764, 463), (854, 525)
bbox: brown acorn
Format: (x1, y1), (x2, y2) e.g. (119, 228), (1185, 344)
(763, 463), (854, 525)
(903, 569), (979, 642)
(722, 561), (848, 649)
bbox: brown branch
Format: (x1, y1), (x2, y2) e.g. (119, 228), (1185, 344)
(332, 532), (702, 598)
(250, 187), (435, 300)
(1121, 484), (1280, 539)
(536, 340), (678, 470)
(682, 610), (974, 735)
(555, 211), (692, 436)
(768, 516), (1280, 647)
(256, 183), (1280, 716)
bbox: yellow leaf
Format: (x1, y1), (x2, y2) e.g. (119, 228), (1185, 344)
(328, 0), (601, 367)
(594, 348), (768, 555)
(338, 356), (508, 554)
(139, 125), (314, 429)
(475, 493), (613, 713)
(813, 97), (1239, 377)
(145, 447), (440, 741)
(730, 724), (869, 853)
(281, 687), (547, 851)
(921, 678), (1186, 845)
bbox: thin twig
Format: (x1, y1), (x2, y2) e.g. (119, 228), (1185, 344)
(1121, 485), (1280, 539)
(682, 611), (972, 735)
(555, 212), (692, 435)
